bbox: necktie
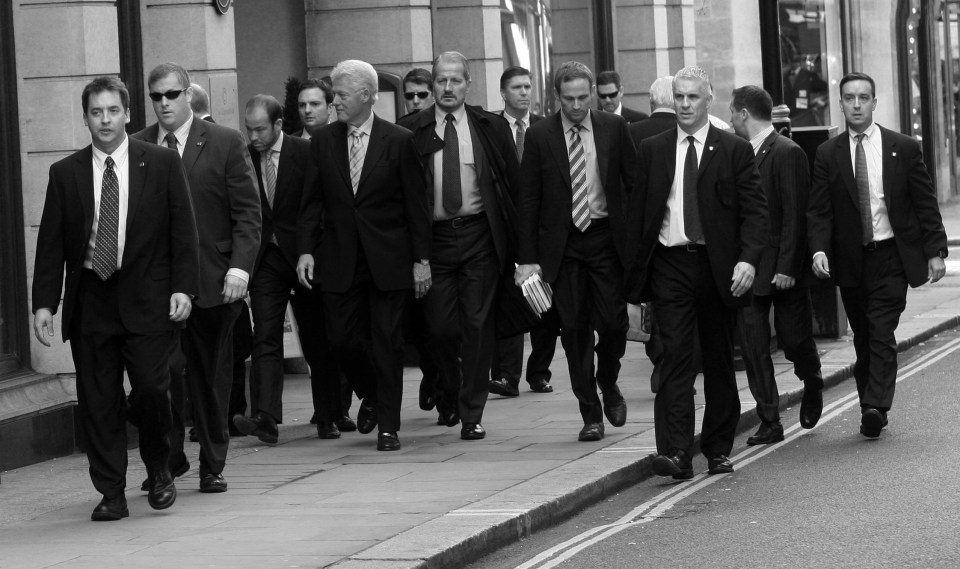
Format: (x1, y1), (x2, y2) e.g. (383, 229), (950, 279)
(855, 133), (874, 245)
(569, 124), (590, 232)
(92, 156), (119, 280)
(442, 114), (462, 214)
(264, 150), (277, 208)
(164, 132), (178, 152)
(683, 135), (702, 242)
(515, 119), (526, 162)
(349, 130), (364, 195)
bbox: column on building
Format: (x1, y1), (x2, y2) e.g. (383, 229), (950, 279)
(140, 0), (241, 130)
(431, 0), (502, 109)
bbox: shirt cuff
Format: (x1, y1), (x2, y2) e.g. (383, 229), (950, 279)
(812, 251), (826, 260)
(226, 268), (249, 284)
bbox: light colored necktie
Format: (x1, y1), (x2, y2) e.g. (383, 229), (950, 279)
(855, 133), (874, 245)
(349, 130), (364, 195)
(264, 150), (277, 208)
(515, 119), (526, 162)
(569, 124), (590, 232)
(92, 156), (119, 280)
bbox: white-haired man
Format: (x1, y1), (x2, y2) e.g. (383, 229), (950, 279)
(297, 59), (431, 452)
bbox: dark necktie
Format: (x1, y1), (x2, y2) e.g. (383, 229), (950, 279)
(683, 135), (702, 242)
(515, 119), (526, 162)
(569, 124), (590, 232)
(442, 114), (462, 214)
(92, 156), (119, 280)
(855, 133), (874, 245)
(164, 132), (178, 151)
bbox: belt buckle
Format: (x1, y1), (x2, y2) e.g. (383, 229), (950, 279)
(450, 216), (465, 229)
(864, 241), (878, 251)
(685, 243), (700, 253)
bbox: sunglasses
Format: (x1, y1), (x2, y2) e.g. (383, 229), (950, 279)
(149, 89), (187, 102)
(404, 91), (431, 101)
(597, 92), (619, 100)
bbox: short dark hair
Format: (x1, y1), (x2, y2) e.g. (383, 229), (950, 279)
(245, 94), (283, 124)
(147, 62), (190, 90)
(596, 70), (622, 89)
(403, 68), (432, 88)
(839, 72), (876, 98)
(500, 66), (531, 90)
(553, 61), (594, 93)
(298, 79), (333, 104)
(82, 76), (130, 114)
(731, 85), (773, 121)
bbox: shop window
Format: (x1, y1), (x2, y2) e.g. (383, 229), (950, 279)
(779, 0), (845, 128)
(500, 0), (553, 115)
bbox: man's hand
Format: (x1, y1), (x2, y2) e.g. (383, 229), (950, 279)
(514, 263), (541, 287)
(928, 256), (947, 283)
(33, 308), (54, 347)
(730, 262), (756, 297)
(413, 262), (432, 299)
(811, 252), (830, 279)
(169, 293), (193, 322)
(222, 274), (248, 304)
(771, 273), (796, 291)
(297, 254), (315, 289)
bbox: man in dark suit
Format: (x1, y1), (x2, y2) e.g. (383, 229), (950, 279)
(488, 65), (552, 398)
(296, 79), (333, 140)
(133, 62), (261, 493)
(515, 61), (634, 442)
(298, 59), (431, 451)
(232, 94), (341, 443)
(33, 76), (199, 520)
(729, 85), (824, 445)
(398, 52), (521, 441)
(402, 68), (435, 115)
(597, 70), (648, 123)
(625, 66), (767, 477)
(808, 72), (947, 438)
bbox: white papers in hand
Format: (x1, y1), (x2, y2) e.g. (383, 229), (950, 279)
(520, 274), (553, 316)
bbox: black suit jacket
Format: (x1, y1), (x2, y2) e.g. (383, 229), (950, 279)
(625, 125), (768, 307)
(133, 118), (261, 308)
(249, 134), (311, 271)
(628, 111), (677, 149)
(752, 131), (815, 295)
(807, 125), (947, 288)
(619, 106), (649, 124)
(32, 138), (200, 340)
(299, 115), (431, 293)
(517, 110), (635, 282)
(399, 104), (521, 267)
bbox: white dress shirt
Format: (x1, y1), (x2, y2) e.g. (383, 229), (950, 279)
(157, 113), (194, 157)
(660, 123), (710, 245)
(85, 135), (130, 270)
(750, 125), (776, 156)
(432, 105), (482, 220)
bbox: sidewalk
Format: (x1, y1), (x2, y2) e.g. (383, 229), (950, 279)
(3, 222), (960, 569)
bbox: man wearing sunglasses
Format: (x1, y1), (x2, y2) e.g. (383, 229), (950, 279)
(133, 62), (261, 495)
(402, 68), (435, 116)
(597, 70), (648, 124)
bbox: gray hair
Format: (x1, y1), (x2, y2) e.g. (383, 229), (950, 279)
(189, 82), (210, 114)
(648, 76), (675, 111)
(331, 59), (379, 97)
(433, 51), (471, 82)
(673, 66), (712, 95)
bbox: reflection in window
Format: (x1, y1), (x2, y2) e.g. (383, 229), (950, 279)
(501, 0), (553, 116)
(780, 2), (833, 127)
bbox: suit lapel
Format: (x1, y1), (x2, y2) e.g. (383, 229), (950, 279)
(698, 125), (721, 178)
(332, 122), (352, 193)
(73, 147), (95, 239)
(357, 117), (385, 194)
(592, 113), (611, 189)
(181, 118), (206, 175)
(545, 114), (572, 189)
(836, 132), (858, 207)
(880, 126), (898, 211)
(755, 132), (777, 168)
(126, 139), (147, 238)
(275, 142), (295, 210)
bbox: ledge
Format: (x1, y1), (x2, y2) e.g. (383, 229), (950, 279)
(0, 372), (77, 425)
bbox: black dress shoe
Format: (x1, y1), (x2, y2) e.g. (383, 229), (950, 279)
(578, 422), (605, 442)
(489, 377), (520, 397)
(309, 411), (319, 425)
(336, 415), (357, 432)
(602, 391), (627, 427)
(437, 403), (460, 427)
(746, 421), (785, 446)
(707, 455), (734, 475)
(800, 386), (824, 429)
(461, 422), (486, 440)
(233, 412), (279, 444)
(860, 408), (887, 438)
(199, 473), (228, 493)
(528, 378), (553, 393)
(141, 458), (189, 492)
(188, 427), (198, 443)
(377, 432), (401, 451)
(317, 421), (341, 439)
(651, 449), (693, 479)
(147, 469), (177, 510)
(356, 401), (378, 434)
(419, 377), (437, 411)
(91, 495), (129, 521)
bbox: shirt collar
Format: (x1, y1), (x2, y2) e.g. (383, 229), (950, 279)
(849, 122), (878, 142)
(503, 111), (531, 127)
(614, 103), (623, 116)
(348, 111), (376, 138)
(92, 134), (130, 169)
(435, 105), (467, 127)
(750, 124), (776, 154)
(265, 132), (284, 155)
(561, 109), (593, 135)
(677, 122), (710, 146)
(158, 112), (194, 147)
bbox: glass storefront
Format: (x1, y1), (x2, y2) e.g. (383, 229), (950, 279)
(779, 0), (845, 128)
(500, 0), (554, 115)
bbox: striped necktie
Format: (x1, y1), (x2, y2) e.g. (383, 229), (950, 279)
(515, 119), (526, 162)
(92, 156), (119, 280)
(264, 150), (277, 208)
(568, 124), (590, 232)
(855, 133), (874, 245)
(349, 129), (364, 195)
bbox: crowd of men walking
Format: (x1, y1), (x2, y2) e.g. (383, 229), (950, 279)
(31, 50), (947, 521)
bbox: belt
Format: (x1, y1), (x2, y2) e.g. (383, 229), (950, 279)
(664, 243), (707, 253)
(863, 238), (895, 251)
(433, 211), (486, 229)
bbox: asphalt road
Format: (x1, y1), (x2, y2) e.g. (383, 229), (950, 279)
(468, 329), (960, 569)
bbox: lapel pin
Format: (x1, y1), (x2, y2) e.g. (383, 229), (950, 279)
(709, 146), (714, 151)
(196, 142), (203, 146)
(892, 152), (897, 156)
(139, 162), (145, 167)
